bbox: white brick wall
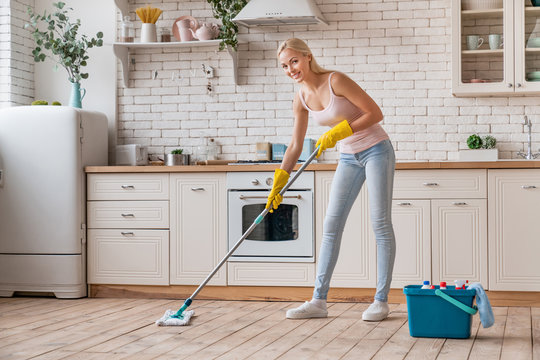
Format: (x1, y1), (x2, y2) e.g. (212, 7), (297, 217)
(1, 0), (34, 108)
(111, 0), (540, 161)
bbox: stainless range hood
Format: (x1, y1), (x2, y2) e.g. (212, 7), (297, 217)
(233, 0), (328, 27)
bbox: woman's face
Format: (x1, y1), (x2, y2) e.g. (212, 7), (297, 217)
(279, 48), (311, 83)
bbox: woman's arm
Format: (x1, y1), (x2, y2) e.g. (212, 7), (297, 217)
(331, 72), (383, 132)
(280, 92), (309, 174)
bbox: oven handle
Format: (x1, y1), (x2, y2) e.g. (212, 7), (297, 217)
(239, 195), (302, 200)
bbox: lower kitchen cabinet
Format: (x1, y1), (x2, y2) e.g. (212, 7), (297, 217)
(227, 262), (315, 286)
(169, 173), (227, 285)
(315, 171), (376, 288)
(391, 200), (431, 288)
(87, 229), (169, 285)
(488, 169), (540, 291)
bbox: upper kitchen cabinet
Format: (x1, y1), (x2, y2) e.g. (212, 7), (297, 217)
(452, 0), (540, 96)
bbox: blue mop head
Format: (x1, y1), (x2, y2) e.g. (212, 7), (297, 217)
(155, 309), (194, 326)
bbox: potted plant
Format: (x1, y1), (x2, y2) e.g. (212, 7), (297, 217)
(207, 0), (247, 51)
(166, 148), (190, 166)
(459, 134), (498, 161)
(25, 2), (103, 108)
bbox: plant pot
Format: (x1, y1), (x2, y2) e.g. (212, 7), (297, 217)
(458, 148), (498, 161)
(165, 153), (190, 166)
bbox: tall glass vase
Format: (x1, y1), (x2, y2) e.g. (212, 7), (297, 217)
(69, 82), (86, 108)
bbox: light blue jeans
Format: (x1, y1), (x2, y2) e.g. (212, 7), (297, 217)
(313, 139), (396, 302)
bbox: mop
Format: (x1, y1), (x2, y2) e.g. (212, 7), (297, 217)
(156, 146), (320, 326)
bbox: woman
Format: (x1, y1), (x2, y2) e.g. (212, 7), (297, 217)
(266, 38), (396, 322)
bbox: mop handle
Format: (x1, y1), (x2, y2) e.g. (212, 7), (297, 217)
(188, 146), (320, 301)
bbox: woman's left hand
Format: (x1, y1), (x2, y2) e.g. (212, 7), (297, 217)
(315, 120), (353, 157)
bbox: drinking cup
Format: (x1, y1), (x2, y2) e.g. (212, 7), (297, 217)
(489, 34), (503, 49)
(466, 35), (484, 50)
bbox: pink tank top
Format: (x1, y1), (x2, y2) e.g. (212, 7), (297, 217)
(299, 72), (389, 154)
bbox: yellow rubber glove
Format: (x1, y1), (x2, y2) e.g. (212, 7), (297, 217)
(315, 120), (354, 158)
(265, 169), (290, 213)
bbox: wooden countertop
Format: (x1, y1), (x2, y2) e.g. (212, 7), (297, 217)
(85, 160), (540, 173)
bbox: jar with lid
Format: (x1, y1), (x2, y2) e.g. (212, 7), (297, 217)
(207, 138), (219, 160)
(120, 16), (134, 43)
(160, 28), (171, 43)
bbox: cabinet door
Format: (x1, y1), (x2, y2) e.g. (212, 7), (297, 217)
(87, 229), (169, 285)
(315, 172), (376, 288)
(452, 0), (515, 96)
(391, 200), (431, 288)
(515, 0), (540, 92)
(488, 170), (540, 291)
(431, 199), (488, 287)
(170, 173), (227, 285)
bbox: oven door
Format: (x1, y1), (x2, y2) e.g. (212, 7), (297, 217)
(228, 190), (314, 261)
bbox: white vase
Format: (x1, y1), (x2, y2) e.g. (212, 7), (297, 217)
(458, 148), (498, 161)
(140, 23), (157, 43)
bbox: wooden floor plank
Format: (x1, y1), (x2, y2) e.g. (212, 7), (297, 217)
(533, 307), (540, 360)
(469, 306), (508, 360)
(214, 303), (317, 360)
(371, 319), (418, 359)
(248, 302), (353, 359)
(404, 337), (446, 360)
(500, 307), (533, 360)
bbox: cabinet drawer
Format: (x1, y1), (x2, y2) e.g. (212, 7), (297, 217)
(87, 229), (169, 285)
(87, 174), (169, 200)
(87, 201), (169, 229)
(227, 262), (315, 286)
(393, 169), (486, 199)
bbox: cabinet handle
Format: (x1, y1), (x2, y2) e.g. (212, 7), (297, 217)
(521, 185), (537, 189)
(422, 182), (439, 186)
(239, 195), (302, 200)
(191, 187), (205, 191)
(452, 202), (468, 206)
(507, 83), (513, 88)
(121, 185), (135, 189)
(121, 213), (135, 217)
(397, 202), (412, 206)
(121, 231), (134, 236)
(517, 83), (522, 88)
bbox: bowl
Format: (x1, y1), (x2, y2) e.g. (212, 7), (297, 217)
(462, 0), (503, 10)
(527, 37), (540, 48)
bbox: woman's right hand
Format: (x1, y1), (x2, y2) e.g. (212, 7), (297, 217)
(265, 169), (290, 213)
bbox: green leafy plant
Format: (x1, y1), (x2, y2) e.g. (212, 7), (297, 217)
(482, 135), (497, 149)
(52, 101), (62, 105)
(467, 134), (483, 149)
(25, 2), (103, 83)
(207, 0), (247, 51)
(171, 149), (184, 155)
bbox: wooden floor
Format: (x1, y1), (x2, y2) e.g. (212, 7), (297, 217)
(0, 297), (538, 360)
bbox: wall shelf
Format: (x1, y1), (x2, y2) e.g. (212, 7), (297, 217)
(112, 41), (239, 87)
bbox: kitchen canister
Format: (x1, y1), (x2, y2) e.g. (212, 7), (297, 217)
(140, 23), (157, 43)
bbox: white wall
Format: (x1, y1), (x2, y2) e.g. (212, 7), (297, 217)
(115, 0), (540, 162)
(34, 0), (117, 162)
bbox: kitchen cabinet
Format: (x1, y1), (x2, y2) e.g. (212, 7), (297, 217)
(488, 169), (540, 291)
(87, 173), (170, 285)
(315, 171), (376, 288)
(169, 173), (227, 285)
(452, 0), (540, 96)
(392, 170), (488, 288)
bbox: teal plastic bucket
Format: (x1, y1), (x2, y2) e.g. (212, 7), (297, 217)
(403, 285), (477, 339)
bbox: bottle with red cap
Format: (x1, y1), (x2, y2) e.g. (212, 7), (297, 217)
(440, 281), (447, 290)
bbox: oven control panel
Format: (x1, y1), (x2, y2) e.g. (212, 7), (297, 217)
(226, 171), (314, 190)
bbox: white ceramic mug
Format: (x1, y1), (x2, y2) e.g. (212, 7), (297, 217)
(489, 34), (503, 49)
(140, 23), (157, 43)
(466, 35), (484, 50)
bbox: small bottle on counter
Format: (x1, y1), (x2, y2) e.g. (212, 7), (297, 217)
(421, 280), (431, 289)
(207, 138), (219, 160)
(439, 281), (447, 290)
(120, 16), (134, 43)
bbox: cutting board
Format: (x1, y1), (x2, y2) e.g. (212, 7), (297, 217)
(196, 160), (237, 165)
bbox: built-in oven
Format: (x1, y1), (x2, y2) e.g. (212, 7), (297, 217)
(227, 171), (314, 262)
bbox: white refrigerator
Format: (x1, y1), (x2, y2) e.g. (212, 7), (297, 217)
(0, 106), (108, 298)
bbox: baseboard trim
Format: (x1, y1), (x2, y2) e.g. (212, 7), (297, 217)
(89, 284), (540, 307)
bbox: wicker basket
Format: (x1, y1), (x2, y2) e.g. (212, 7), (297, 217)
(462, 0), (503, 10)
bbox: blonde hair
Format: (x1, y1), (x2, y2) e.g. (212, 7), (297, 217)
(277, 38), (331, 75)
